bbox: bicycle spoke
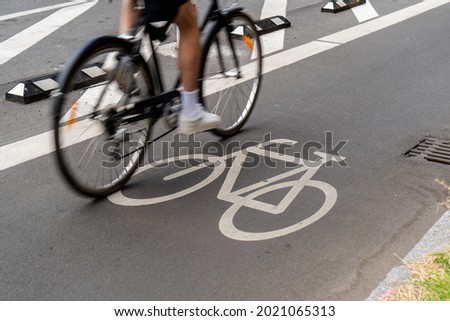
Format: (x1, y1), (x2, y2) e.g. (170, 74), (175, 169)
(54, 41), (153, 197)
(200, 12), (261, 137)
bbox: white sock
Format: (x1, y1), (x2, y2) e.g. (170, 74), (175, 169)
(181, 90), (201, 118)
(118, 32), (133, 40)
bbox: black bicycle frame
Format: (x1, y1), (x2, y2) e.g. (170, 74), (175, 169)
(120, 0), (244, 127)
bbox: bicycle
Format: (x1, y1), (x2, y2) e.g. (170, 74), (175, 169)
(108, 138), (344, 241)
(52, 0), (263, 197)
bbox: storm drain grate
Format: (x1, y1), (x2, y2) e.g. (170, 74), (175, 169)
(405, 137), (450, 165)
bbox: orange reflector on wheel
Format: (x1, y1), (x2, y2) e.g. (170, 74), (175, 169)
(67, 102), (78, 130)
(243, 35), (254, 50)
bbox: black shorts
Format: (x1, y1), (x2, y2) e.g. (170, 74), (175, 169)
(144, 0), (189, 22)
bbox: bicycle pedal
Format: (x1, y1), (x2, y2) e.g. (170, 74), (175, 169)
(164, 101), (182, 129)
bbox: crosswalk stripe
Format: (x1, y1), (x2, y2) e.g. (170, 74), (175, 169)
(0, 0), (89, 22)
(0, 1), (98, 65)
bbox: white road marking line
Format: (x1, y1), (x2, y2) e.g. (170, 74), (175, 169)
(0, 118), (106, 171)
(0, 0), (448, 171)
(352, 0), (379, 23)
(264, 40), (339, 73)
(320, 0), (449, 44)
(0, 131), (56, 171)
(0, 0), (89, 22)
(259, 0), (288, 56)
(0, 1), (98, 65)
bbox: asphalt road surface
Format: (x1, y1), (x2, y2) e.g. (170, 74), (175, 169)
(1, 0), (449, 300)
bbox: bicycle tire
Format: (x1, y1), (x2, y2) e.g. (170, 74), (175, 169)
(53, 36), (154, 197)
(200, 11), (263, 137)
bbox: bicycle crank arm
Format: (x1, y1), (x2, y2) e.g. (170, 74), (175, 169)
(123, 89), (181, 121)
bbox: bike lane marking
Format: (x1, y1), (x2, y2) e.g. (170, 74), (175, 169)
(0, 0), (447, 171)
(217, 150), (343, 241)
(0, 0), (98, 65)
(108, 139), (299, 206)
(108, 138), (345, 241)
(218, 180), (338, 241)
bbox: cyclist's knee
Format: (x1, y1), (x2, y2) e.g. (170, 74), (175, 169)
(173, 2), (198, 31)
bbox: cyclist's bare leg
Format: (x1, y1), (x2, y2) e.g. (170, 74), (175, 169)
(173, 2), (200, 92)
(119, 1), (201, 96)
(174, 2), (221, 133)
(118, 0), (220, 133)
(119, 0), (140, 34)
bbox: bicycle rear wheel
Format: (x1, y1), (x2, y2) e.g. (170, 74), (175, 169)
(200, 11), (262, 137)
(53, 36), (154, 197)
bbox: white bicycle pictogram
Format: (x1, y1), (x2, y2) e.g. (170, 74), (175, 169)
(108, 138), (345, 241)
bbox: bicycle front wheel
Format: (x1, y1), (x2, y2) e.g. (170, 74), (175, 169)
(200, 11), (262, 137)
(53, 36), (154, 197)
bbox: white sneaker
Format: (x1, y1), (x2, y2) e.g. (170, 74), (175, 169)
(102, 52), (118, 72)
(178, 109), (221, 135)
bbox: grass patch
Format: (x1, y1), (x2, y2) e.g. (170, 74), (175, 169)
(380, 246), (450, 301)
(420, 250), (450, 300)
(378, 179), (450, 300)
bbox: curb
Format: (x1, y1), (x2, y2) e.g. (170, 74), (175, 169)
(5, 64), (107, 105)
(322, 0), (366, 13)
(366, 210), (450, 300)
(254, 15), (291, 36)
(6, 75), (60, 104)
